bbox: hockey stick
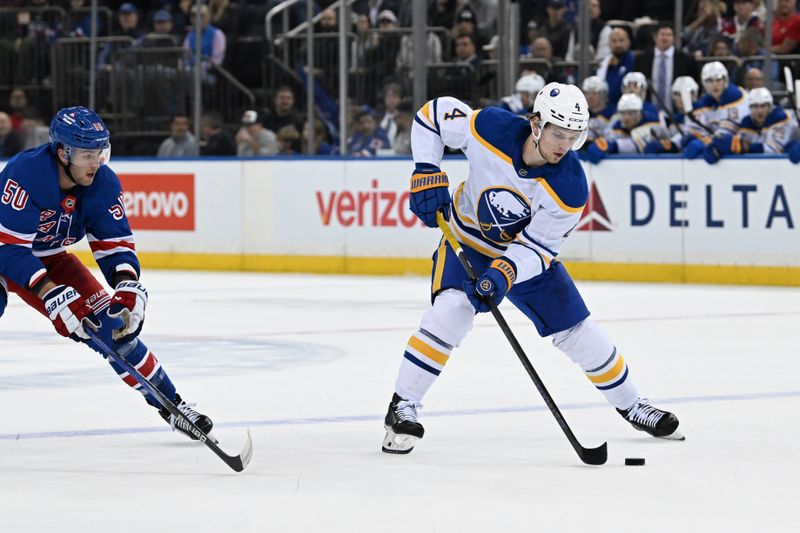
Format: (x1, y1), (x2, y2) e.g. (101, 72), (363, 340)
(679, 87), (716, 136)
(647, 78), (685, 136)
(85, 328), (253, 472)
(783, 66), (800, 123)
(435, 211), (607, 465)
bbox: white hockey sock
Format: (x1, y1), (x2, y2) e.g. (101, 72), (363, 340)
(395, 329), (452, 403)
(552, 319), (640, 410)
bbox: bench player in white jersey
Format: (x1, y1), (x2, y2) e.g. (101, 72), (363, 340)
(499, 73), (546, 115)
(585, 94), (662, 163)
(703, 87), (800, 163)
(643, 76), (701, 154)
(683, 61), (749, 158)
(581, 76), (616, 146)
(381, 83), (684, 454)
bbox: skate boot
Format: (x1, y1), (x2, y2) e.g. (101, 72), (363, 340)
(160, 394), (216, 442)
(617, 398), (684, 440)
(382, 393), (425, 454)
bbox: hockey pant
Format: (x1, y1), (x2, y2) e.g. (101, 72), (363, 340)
(394, 240), (640, 410)
(6, 252), (176, 408)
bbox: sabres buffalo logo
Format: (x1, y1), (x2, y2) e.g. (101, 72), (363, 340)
(477, 187), (531, 244)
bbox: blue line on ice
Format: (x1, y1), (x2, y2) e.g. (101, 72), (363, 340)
(1, 389), (797, 441)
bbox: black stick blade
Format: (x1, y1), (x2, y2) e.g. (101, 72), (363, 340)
(579, 442), (608, 465)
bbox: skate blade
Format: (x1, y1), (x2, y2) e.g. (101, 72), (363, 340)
(382, 428), (419, 454)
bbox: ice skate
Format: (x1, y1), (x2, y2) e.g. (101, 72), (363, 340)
(382, 393), (425, 454)
(617, 398), (684, 440)
(160, 394), (217, 443)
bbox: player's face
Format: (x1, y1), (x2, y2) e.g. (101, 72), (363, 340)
(623, 83), (645, 99)
(538, 123), (581, 163)
(584, 90), (603, 109)
(749, 103), (770, 124)
(704, 77), (726, 99)
(60, 147), (109, 186)
(620, 110), (640, 129)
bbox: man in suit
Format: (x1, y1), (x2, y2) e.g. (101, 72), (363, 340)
(634, 21), (698, 113)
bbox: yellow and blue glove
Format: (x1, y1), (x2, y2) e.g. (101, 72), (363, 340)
(409, 164), (451, 227)
(585, 138), (618, 164)
(464, 258), (517, 313)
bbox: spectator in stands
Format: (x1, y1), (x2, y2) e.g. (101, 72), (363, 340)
(588, 0), (611, 61)
(301, 118), (335, 156)
(396, 23), (443, 83)
(683, 0), (726, 58)
(0, 112), (23, 158)
(7, 88), (33, 133)
(635, 21), (699, 113)
(721, 0), (763, 43)
(13, 4), (60, 84)
(372, 10), (403, 87)
(142, 10), (179, 47)
(596, 27), (635, 105)
(528, 37), (556, 81)
(771, 0), (800, 54)
(734, 28), (779, 85)
(378, 83), (402, 146)
(236, 110), (279, 157)
(264, 86), (304, 134)
(450, 6), (482, 56)
(540, 0), (572, 59)
(114, 3), (144, 41)
(354, 0), (400, 27)
(429, 0), (457, 31)
(744, 66), (765, 89)
(184, 4), (227, 70)
(519, 20), (542, 58)
(348, 108), (391, 157)
(67, 0), (106, 37)
(471, 0), (500, 41)
(157, 114), (199, 158)
(708, 35), (734, 57)
(207, 0), (239, 36)
(19, 111), (50, 151)
(392, 102), (413, 155)
(199, 111), (236, 156)
(276, 125), (301, 155)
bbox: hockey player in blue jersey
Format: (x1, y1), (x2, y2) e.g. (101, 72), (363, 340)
(382, 83), (683, 454)
(703, 87), (800, 163)
(0, 106), (214, 441)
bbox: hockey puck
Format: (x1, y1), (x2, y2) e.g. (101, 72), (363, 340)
(625, 457), (645, 466)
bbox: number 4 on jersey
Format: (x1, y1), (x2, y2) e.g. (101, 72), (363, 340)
(444, 108), (467, 121)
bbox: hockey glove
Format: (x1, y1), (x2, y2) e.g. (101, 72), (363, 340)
(682, 138), (706, 159)
(785, 140), (800, 164)
(463, 258), (517, 313)
(43, 284), (101, 342)
(702, 143), (721, 164)
(107, 280), (148, 342)
(0, 276), (7, 319)
(409, 165), (451, 227)
(585, 138), (617, 164)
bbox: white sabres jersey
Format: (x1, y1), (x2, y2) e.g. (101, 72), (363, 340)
(687, 84), (749, 138)
(738, 107), (800, 153)
(412, 97), (588, 284)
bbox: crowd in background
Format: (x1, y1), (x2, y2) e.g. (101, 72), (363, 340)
(1, 0), (799, 162)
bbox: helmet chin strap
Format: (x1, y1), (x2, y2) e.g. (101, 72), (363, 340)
(54, 149), (79, 186)
(530, 118), (548, 161)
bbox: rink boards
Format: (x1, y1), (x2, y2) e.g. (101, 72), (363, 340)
(1, 155), (798, 285)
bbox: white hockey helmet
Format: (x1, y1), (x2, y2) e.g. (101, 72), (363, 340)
(622, 71), (648, 93)
(516, 73), (546, 97)
(581, 75), (609, 96)
(747, 87), (773, 108)
(701, 61), (729, 84)
(617, 93), (643, 113)
(533, 82), (590, 150)
(671, 75), (699, 96)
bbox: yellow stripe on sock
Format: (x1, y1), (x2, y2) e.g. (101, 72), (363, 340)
(587, 354), (626, 384)
(407, 335), (450, 366)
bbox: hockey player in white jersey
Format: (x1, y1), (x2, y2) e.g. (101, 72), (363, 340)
(585, 94), (662, 163)
(382, 84), (684, 454)
(643, 76), (700, 154)
(703, 87), (800, 163)
(581, 76), (615, 145)
(499, 73), (546, 115)
(683, 61), (749, 158)
(620, 71), (666, 127)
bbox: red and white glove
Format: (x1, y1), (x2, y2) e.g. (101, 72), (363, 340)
(107, 280), (148, 341)
(43, 285), (100, 342)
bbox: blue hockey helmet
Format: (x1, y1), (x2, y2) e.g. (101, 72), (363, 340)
(49, 106), (111, 166)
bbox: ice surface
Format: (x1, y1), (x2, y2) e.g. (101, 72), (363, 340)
(1, 271), (798, 532)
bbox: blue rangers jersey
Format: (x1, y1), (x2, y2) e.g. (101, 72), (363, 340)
(413, 97), (587, 284)
(0, 144), (139, 292)
(738, 106), (800, 153)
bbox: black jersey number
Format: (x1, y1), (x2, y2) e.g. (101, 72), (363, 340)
(444, 108), (467, 120)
